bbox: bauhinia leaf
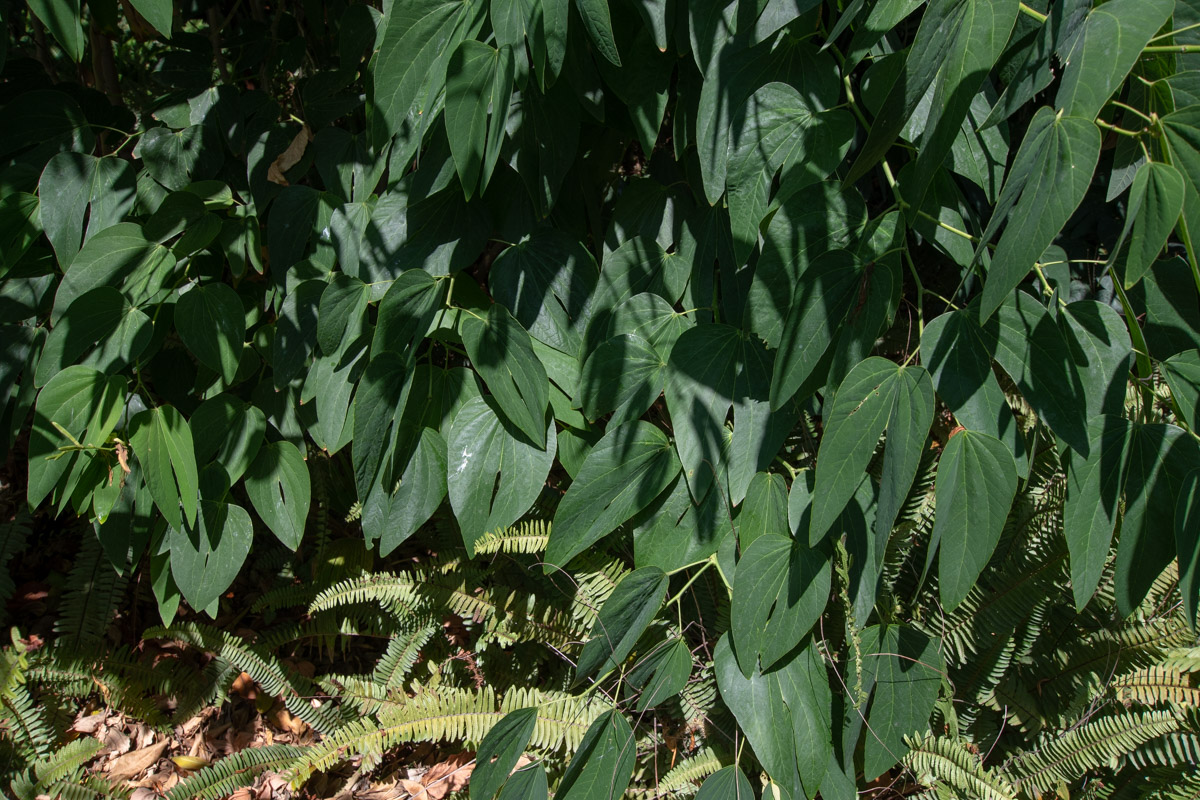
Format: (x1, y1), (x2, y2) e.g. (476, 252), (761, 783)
(461, 303), (550, 448)
(555, 709), (635, 800)
(575, 567), (668, 682)
(243, 440), (311, 551)
(128, 405), (199, 531)
(471, 707), (538, 800)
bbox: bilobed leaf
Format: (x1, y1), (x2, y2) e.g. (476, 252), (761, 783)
(128, 406), (199, 531)
(845, 0), (1018, 208)
(497, 764), (548, 800)
(168, 500), (253, 614)
(576, 567), (668, 682)
(127, 0), (173, 36)
(665, 323), (772, 501)
(366, 427), (448, 556)
(1109, 161), (1185, 288)
(737, 471), (788, 551)
(1160, 106), (1200, 265)
(28, 366), (126, 510)
(38, 153), (137, 264)
(446, 41), (515, 196)
(975, 109), (1100, 321)
(547, 421), (680, 568)
(1114, 423), (1200, 616)
(471, 707), (537, 800)
(873, 364), (935, 547)
(769, 249), (866, 408)
(727, 82), (855, 262)
(489, 229), (598, 356)
(274, 280), (323, 388)
(696, 766), (755, 800)
(987, 290), (1090, 455)
(175, 283), (246, 385)
(1162, 350), (1200, 431)
(626, 638), (691, 711)
(351, 353), (409, 501)
(373, 270), (446, 358)
(775, 640), (832, 794)
(373, 0), (483, 136)
(860, 626), (944, 780)
(461, 304), (550, 447)
(26, 0), (83, 61)
(446, 396), (555, 554)
(188, 395), (266, 484)
(243, 440), (311, 551)
(921, 309), (1026, 473)
(555, 710), (635, 800)
(572, 0), (620, 66)
(731, 533), (830, 676)
(52, 223), (177, 323)
(1055, 0), (1173, 121)
(579, 334), (667, 425)
(35, 286), (152, 387)
(317, 274), (371, 357)
(1057, 300), (1134, 420)
(1065, 415), (1134, 610)
(811, 358), (923, 541)
(931, 430), (1018, 611)
(1175, 469), (1200, 628)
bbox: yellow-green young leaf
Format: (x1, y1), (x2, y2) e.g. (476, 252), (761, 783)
(168, 500), (253, 615)
(556, 710), (635, 800)
(696, 766), (755, 800)
(860, 625), (943, 781)
(1162, 350), (1200, 432)
(175, 283), (246, 385)
(129, 406), (200, 531)
(572, 0), (620, 66)
(575, 567), (667, 682)
(548, 421), (680, 569)
(461, 304), (550, 448)
(127, 0), (173, 37)
(26, 0), (83, 61)
(975, 109), (1099, 322)
(27, 366), (126, 510)
(931, 430), (1018, 612)
(1109, 162), (1186, 289)
(496, 764), (547, 800)
(1055, 0), (1173, 122)
(471, 707), (537, 800)
(1064, 415), (1133, 611)
(445, 41), (514, 197)
(626, 638), (691, 712)
(1175, 469), (1200, 628)
(243, 440), (310, 551)
(447, 396), (555, 555)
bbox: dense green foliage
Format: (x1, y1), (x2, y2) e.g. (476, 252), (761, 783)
(3, 0), (1200, 796)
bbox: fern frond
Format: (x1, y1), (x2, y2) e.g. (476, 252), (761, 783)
(651, 746), (727, 797)
(32, 736), (103, 788)
(904, 734), (1018, 800)
(473, 519), (551, 555)
(1113, 666), (1200, 707)
(0, 682), (55, 760)
(166, 744), (304, 800)
(144, 623), (344, 732)
(0, 511), (31, 624)
(53, 533), (127, 653)
(1003, 709), (1183, 795)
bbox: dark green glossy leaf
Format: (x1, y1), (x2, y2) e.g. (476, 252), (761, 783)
(626, 638), (692, 712)
(1162, 350), (1200, 431)
(35, 286), (152, 387)
(128, 0), (173, 37)
(579, 334), (666, 425)
(737, 471), (788, 552)
(461, 303), (550, 447)
(696, 766), (756, 800)
(244, 440), (311, 551)
(860, 625), (944, 781)
(317, 274), (371, 357)
(128, 405), (199, 531)
(446, 396), (555, 554)
(576, 567), (667, 682)
(1160, 106), (1200, 264)
(975, 109), (1099, 321)
(1110, 162), (1185, 288)
(446, 41), (514, 196)
(1057, 300), (1133, 420)
(26, 0), (83, 61)
(1055, 0), (1173, 121)
(168, 499), (252, 614)
(547, 421), (680, 568)
(556, 709), (635, 800)
(273, 280), (324, 388)
(471, 707), (538, 800)
(932, 430), (1018, 611)
(136, 125), (223, 192)
(1175, 469), (1200, 628)
(188, 394), (265, 484)
(573, 0), (620, 66)
(175, 283), (246, 385)
(38, 153), (136, 264)
(373, 270), (446, 359)
(496, 763), (548, 800)
(52, 223), (176, 323)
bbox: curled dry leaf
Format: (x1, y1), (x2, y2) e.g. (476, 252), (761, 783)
(106, 739), (169, 781)
(405, 753), (474, 800)
(267, 126), (313, 186)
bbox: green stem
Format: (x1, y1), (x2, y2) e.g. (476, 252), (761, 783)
(1110, 278), (1156, 420)
(1150, 20), (1200, 42)
(665, 557), (716, 608)
(1143, 44), (1200, 53)
(1018, 2), (1048, 23)
(1107, 99), (1155, 125)
(1095, 118), (1146, 138)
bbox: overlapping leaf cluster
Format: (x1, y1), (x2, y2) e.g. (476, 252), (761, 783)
(4, 0), (1200, 796)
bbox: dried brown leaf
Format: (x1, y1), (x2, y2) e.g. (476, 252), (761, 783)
(107, 739), (169, 781)
(267, 126), (312, 186)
